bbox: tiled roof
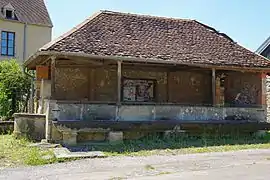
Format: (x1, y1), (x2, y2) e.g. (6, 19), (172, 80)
(0, 0), (52, 27)
(41, 10), (270, 68)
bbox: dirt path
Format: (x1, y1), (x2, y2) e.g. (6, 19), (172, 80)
(1, 149), (270, 180)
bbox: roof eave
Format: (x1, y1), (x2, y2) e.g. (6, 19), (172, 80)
(24, 50), (270, 72)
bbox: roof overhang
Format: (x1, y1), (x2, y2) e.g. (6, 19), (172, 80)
(24, 50), (270, 72)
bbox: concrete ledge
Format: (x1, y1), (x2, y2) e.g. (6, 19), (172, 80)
(13, 113), (46, 118)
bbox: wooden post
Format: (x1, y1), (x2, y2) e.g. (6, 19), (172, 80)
(117, 61), (122, 105)
(89, 69), (95, 101)
(212, 68), (216, 106)
(50, 56), (56, 99)
(167, 71), (170, 102)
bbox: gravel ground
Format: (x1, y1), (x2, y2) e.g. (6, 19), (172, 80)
(1, 149), (270, 180)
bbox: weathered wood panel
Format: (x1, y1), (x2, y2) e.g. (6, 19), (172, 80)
(225, 72), (261, 106)
(168, 70), (212, 105)
(55, 67), (89, 100)
(94, 67), (117, 101)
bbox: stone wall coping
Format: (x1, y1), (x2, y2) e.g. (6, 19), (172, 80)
(48, 100), (265, 109)
(13, 113), (46, 118)
(0, 121), (14, 124)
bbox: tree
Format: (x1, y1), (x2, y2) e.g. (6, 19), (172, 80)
(0, 60), (31, 120)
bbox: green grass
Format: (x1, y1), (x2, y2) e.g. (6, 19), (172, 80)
(1, 132), (270, 168)
(89, 132), (270, 156)
(0, 135), (59, 167)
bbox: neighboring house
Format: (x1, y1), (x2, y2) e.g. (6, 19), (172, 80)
(0, 0), (52, 62)
(23, 11), (270, 144)
(256, 36), (270, 59)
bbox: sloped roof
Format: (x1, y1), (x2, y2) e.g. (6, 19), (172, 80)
(0, 0), (52, 27)
(31, 10), (270, 68)
(256, 36), (270, 55)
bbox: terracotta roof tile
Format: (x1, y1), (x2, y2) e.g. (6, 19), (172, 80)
(41, 10), (270, 68)
(0, 0), (52, 26)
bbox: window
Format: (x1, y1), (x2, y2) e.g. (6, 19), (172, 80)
(1, 31), (15, 56)
(2, 3), (16, 20)
(122, 78), (156, 102)
(5, 10), (13, 19)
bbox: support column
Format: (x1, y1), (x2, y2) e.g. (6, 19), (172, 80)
(117, 61), (122, 105)
(50, 57), (56, 99)
(116, 61), (122, 121)
(212, 68), (216, 106)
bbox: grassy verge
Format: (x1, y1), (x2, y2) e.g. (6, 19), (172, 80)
(89, 133), (270, 156)
(1, 132), (270, 167)
(0, 135), (60, 168)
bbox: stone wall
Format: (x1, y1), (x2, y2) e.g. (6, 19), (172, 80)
(266, 75), (270, 122)
(13, 113), (46, 141)
(0, 121), (14, 134)
(48, 101), (266, 122)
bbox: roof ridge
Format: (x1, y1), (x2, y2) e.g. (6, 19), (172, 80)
(41, 10), (103, 51)
(100, 10), (193, 22)
(193, 20), (235, 43)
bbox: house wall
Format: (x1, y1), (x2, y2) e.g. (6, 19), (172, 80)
(54, 65), (212, 104)
(0, 19), (52, 63)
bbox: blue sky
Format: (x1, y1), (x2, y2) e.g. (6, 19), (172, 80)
(45, 0), (269, 51)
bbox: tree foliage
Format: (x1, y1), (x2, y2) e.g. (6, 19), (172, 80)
(0, 60), (31, 120)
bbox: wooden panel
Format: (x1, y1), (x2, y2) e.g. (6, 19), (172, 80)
(55, 67), (89, 100)
(94, 68), (117, 101)
(168, 71), (212, 105)
(225, 72), (261, 106)
(36, 66), (49, 80)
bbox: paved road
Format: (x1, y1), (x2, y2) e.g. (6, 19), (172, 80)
(1, 149), (270, 180)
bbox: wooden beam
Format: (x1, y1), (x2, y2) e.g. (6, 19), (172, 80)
(167, 71), (170, 102)
(212, 68), (216, 106)
(117, 61), (122, 105)
(51, 56), (56, 99)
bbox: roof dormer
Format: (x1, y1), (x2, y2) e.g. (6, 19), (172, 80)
(2, 3), (16, 20)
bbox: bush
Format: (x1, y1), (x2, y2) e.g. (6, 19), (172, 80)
(0, 60), (31, 120)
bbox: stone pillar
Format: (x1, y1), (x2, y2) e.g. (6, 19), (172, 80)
(44, 100), (58, 143)
(261, 73), (267, 122)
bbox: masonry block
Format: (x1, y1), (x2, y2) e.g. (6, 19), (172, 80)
(62, 131), (78, 145)
(108, 131), (123, 144)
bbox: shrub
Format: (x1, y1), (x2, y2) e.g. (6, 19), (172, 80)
(0, 60), (31, 120)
